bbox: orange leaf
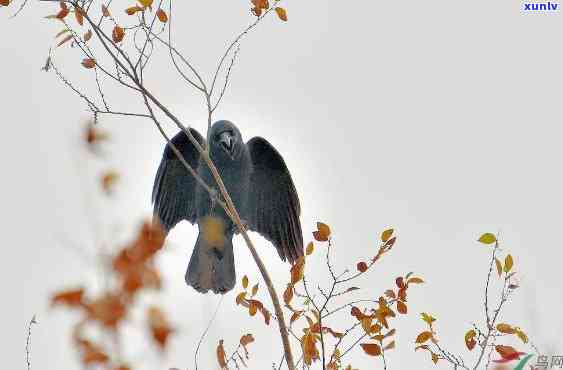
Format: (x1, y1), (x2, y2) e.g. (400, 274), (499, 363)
(0, 0), (11, 6)
(465, 329), (476, 351)
(275, 6), (287, 21)
(495, 345), (518, 360)
(415, 331), (433, 344)
(86, 293), (126, 328)
(360, 343), (382, 356)
(316, 222), (331, 239)
(216, 340), (227, 368)
(56, 2), (69, 19)
(125, 5), (143, 15)
(51, 288), (85, 307)
(397, 300), (407, 314)
(290, 256), (305, 284)
(240, 333), (255, 346)
(148, 306), (174, 349)
(290, 311), (302, 324)
(112, 25), (125, 43)
(156, 8), (168, 22)
(82, 58), (96, 69)
(283, 284), (294, 305)
(496, 323), (515, 334)
(384, 340), (396, 351)
(74, 6), (84, 26)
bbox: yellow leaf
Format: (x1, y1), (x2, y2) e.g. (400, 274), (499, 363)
(381, 228), (394, 242)
(314, 222), (331, 241)
(515, 328), (528, 344)
(275, 7), (288, 21)
(421, 312), (436, 325)
(384, 340), (396, 351)
(125, 5), (142, 15)
(251, 283), (259, 297)
(306, 242), (314, 256)
(478, 233), (497, 245)
(242, 275), (249, 289)
(465, 329), (476, 350)
(235, 291), (246, 305)
(504, 254), (514, 273)
(496, 323), (515, 334)
(495, 258), (503, 277)
(432, 353), (440, 364)
(137, 0), (153, 9)
(415, 331), (433, 344)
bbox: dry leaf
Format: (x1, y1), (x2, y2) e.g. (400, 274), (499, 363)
(84, 30), (92, 42)
(51, 288), (85, 307)
(415, 331), (433, 344)
(381, 228), (394, 242)
(397, 300), (407, 314)
(306, 242), (314, 255)
(216, 340), (227, 369)
(156, 8), (168, 22)
(101, 4), (111, 17)
(82, 58), (96, 69)
(112, 25), (125, 43)
(275, 6), (287, 21)
(360, 343), (381, 356)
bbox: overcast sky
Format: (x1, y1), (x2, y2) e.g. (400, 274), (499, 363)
(2, 0), (562, 369)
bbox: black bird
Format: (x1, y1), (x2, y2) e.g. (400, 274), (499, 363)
(152, 120), (303, 294)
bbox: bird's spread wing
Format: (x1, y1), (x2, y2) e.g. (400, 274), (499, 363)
(152, 128), (205, 232)
(246, 137), (303, 263)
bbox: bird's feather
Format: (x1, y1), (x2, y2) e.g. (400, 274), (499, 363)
(152, 128), (205, 231)
(246, 137), (303, 263)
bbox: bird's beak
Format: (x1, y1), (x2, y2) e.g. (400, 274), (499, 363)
(218, 131), (233, 154)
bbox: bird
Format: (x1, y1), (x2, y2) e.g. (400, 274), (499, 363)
(152, 120), (303, 294)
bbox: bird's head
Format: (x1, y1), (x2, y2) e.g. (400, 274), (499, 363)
(210, 120), (243, 160)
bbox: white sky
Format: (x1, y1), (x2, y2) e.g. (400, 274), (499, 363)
(2, 0), (562, 369)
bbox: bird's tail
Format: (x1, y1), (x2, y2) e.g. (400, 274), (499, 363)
(186, 228), (236, 294)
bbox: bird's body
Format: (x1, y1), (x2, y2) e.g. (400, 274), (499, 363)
(152, 120), (303, 294)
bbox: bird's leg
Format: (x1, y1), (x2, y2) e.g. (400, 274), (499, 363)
(209, 187), (220, 212)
